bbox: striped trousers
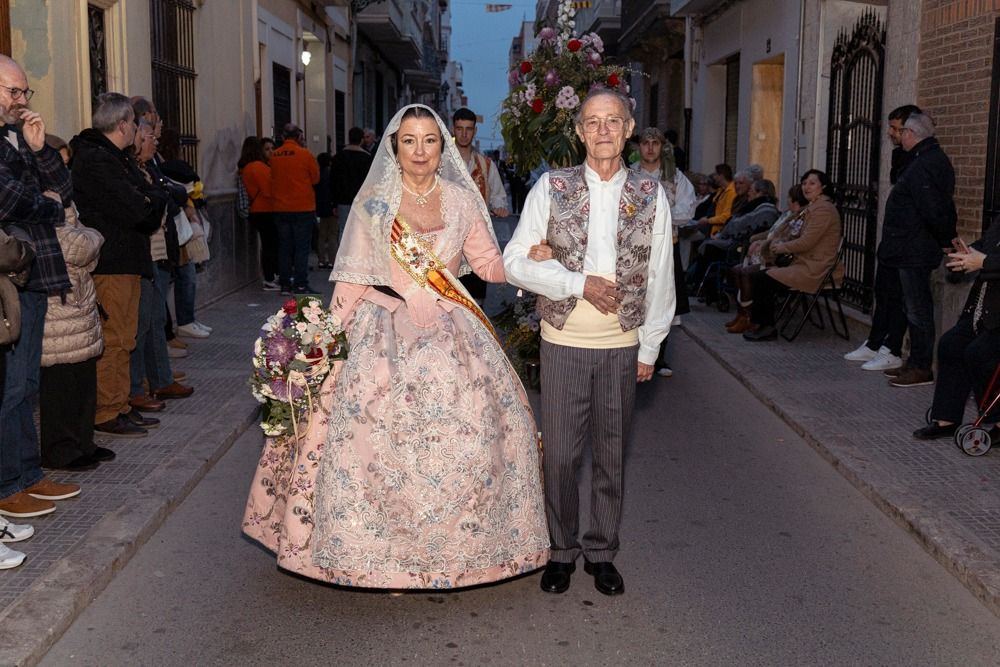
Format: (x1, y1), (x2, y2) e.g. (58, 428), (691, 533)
(540, 340), (637, 564)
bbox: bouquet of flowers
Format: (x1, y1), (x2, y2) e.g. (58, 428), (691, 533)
(250, 296), (349, 437)
(494, 294), (542, 386)
(500, 0), (631, 173)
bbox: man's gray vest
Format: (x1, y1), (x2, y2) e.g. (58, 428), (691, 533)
(536, 165), (659, 332)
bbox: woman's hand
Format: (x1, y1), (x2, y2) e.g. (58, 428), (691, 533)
(528, 239), (554, 262)
(946, 247), (986, 273)
(748, 240), (762, 256)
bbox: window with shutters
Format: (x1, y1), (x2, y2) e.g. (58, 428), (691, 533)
(150, 0), (198, 166)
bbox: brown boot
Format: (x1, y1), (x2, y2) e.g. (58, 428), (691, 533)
(724, 309), (743, 328)
(727, 313), (754, 334)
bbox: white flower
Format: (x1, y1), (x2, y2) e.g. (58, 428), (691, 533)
(555, 86), (580, 110)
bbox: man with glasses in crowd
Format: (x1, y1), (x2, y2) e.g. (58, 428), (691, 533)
(504, 88), (675, 597)
(0, 55), (83, 534)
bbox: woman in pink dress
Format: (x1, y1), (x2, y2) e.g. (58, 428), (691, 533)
(243, 104), (549, 589)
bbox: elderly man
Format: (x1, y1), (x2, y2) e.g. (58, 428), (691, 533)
(879, 111), (957, 388)
(504, 88), (675, 596)
(0, 55), (82, 523)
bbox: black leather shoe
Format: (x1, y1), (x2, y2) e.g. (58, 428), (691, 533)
(91, 446), (116, 462)
(539, 560), (575, 594)
(583, 561), (624, 596)
(123, 408), (160, 428)
(743, 325), (777, 342)
(95, 416), (147, 438)
(44, 454), (100, 471)
(913, 422), (958, 440)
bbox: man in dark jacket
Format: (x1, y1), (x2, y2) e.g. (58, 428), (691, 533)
(0, 55), (83, 521)
(330, 126), (373, 244)
(71, 92), (169, 437)
(877, 111), (957, 388)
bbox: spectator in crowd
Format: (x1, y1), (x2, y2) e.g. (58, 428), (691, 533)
(361, 127), (377, 155)
(914, 219), (1000, 439)
(314, 152), (337, 269)
(0, 54), (82, 521)
(879, 111), (957, 387)
(38, 134), (113, 470)
(729, 170), (754, 217)
(747, 163), (764, 182)
(692, 163), (735, 238)
(270, 123), (319, 295)
(239, 136), (278, 290)
(725, 184), (810, 334)
(665, 129), (687, 172)
(71, 92), (169, 437)
(507, 162), (528, 215)
(330, 126), (373, 247)
(742, 169), (844, 342)
(844, 104), (923, 372)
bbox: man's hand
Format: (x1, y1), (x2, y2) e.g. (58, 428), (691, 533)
(637, 362), (654, 382)
(528, 239), (553, 262)
(946, 248), (986, 273)
(42, 190), (61, 204)
(492, 207), (510, 218)
(582, 275), (619, 315)
(19, 109), (46, 153)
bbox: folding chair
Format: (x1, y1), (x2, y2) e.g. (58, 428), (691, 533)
(774, 241), (850, 342)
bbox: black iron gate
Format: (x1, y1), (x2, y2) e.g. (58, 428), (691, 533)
(826, 11), (885, 313)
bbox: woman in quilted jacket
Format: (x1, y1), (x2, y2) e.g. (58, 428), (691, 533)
(37, 135), (114, 470)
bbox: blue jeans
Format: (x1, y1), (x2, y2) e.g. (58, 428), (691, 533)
(898, 266), (936, 371)
(174, 262), (197, 326)
(0, 291), (47, 499)
(130, 276), (173, 397)
(276, 212), (315, 289)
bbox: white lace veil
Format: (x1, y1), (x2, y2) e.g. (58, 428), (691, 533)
(330, 103), (497, 286)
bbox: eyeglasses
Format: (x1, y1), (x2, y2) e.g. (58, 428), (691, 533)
(580, 116), (625, 133)
(0, 84), (34, 102)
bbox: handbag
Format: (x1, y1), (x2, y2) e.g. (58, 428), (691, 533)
(774, 253), (794, 268)
(0, 274), (21, 344)
(174, 209), (194, 246)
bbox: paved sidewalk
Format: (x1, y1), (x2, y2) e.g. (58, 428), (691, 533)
(679, 303), (1000, 617)
(0, 277), (305, 667)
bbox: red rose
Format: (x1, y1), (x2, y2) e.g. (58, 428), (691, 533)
(567, 39), (582, 52)
(607, 73), (620, 87)
(305, 347), (324, 360)
(282, 298), (298, 315)
(520, 60), (533, 74)
(531, 98), (544, 113)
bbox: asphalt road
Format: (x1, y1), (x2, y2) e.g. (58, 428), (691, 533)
(41, 331), (1000, 667)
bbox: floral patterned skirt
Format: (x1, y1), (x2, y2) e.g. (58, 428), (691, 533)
(243, 300), (549, 589)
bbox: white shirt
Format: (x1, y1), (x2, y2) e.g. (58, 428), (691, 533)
(634, 165), (696, 226)
(466, 153), (508, 212)
(503, 163), (675, 365)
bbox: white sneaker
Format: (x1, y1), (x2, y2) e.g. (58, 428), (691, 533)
(193, 321), (213, 333)
(656, 366), (673, 377)
(0, 516), (33, 542)
(861, 350), (904, 371)
(176, 323), (209, 339)
(0, 542), (25, 569)
(262, 280), (280, 292)
(844, 342), (879, 362)
(167, 346), (188, 359)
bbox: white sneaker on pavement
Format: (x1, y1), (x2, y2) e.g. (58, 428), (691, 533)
(262, 280), (280, 291)
(844, 341), (879, 362)
(176, 323), (209, 339)
(0, 516), (33, 542)
(0, 542), (26, 569)
(194, 321), (213, 333)
(861, 349), (904, 371)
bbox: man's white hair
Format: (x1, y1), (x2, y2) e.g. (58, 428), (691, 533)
(904, 112), (936, 141)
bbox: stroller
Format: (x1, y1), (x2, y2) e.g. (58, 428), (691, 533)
(926, 362), (1000, 456)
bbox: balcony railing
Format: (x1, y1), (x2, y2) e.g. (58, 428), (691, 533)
(357, 0), (422, 70)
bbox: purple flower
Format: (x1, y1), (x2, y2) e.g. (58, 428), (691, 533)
(588, 51), (602, 65)
(544, 69), (560, 87)
(265, 334), (298, 366)
(538, 27), (556, 42)
(270, 378), (304, 402)
(508, 68), (520, 87)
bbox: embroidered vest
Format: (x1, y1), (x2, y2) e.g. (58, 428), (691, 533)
(536, 165), (659, 332)
(469, 153), (491, 202)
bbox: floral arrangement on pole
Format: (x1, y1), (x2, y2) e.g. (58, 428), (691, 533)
(501, 0), (631, 172)
(250, 296), (349, 437)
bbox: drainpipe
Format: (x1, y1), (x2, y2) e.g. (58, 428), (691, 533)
(683, 15), (693, 157)
(791, 0), (808, 178)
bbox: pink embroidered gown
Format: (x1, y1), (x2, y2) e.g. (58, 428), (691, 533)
(243, 198), (549, 589)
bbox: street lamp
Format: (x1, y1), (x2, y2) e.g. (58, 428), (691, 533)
(301, 49), (311, 68)
(300, 48), (311, 145)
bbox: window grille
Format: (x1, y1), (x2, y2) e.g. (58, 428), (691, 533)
(150, 0), (198, 166)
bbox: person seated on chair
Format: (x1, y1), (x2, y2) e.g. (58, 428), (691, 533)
(742, 169), (844, 342)
(695, 178), (780, 303)
(914, 218), (1000, 440)
(725, 184), (809, 333)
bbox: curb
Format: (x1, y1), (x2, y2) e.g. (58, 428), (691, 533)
(680, 322), (1000, 619)
(0, 397), (260, 667)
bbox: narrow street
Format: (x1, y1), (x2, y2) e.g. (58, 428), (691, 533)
(40, 327), (1000, 667)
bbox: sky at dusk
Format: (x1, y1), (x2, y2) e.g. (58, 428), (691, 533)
(449, 0), (539, 150)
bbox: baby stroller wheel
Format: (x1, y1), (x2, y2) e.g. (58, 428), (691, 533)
(956, 426), (992, 457)
(925, 407), (933, 425)
(954, 424), (975, 450)
(716, 292), (731, 313)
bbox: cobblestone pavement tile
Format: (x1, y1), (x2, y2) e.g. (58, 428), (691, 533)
(680, 303), (1000, 614)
